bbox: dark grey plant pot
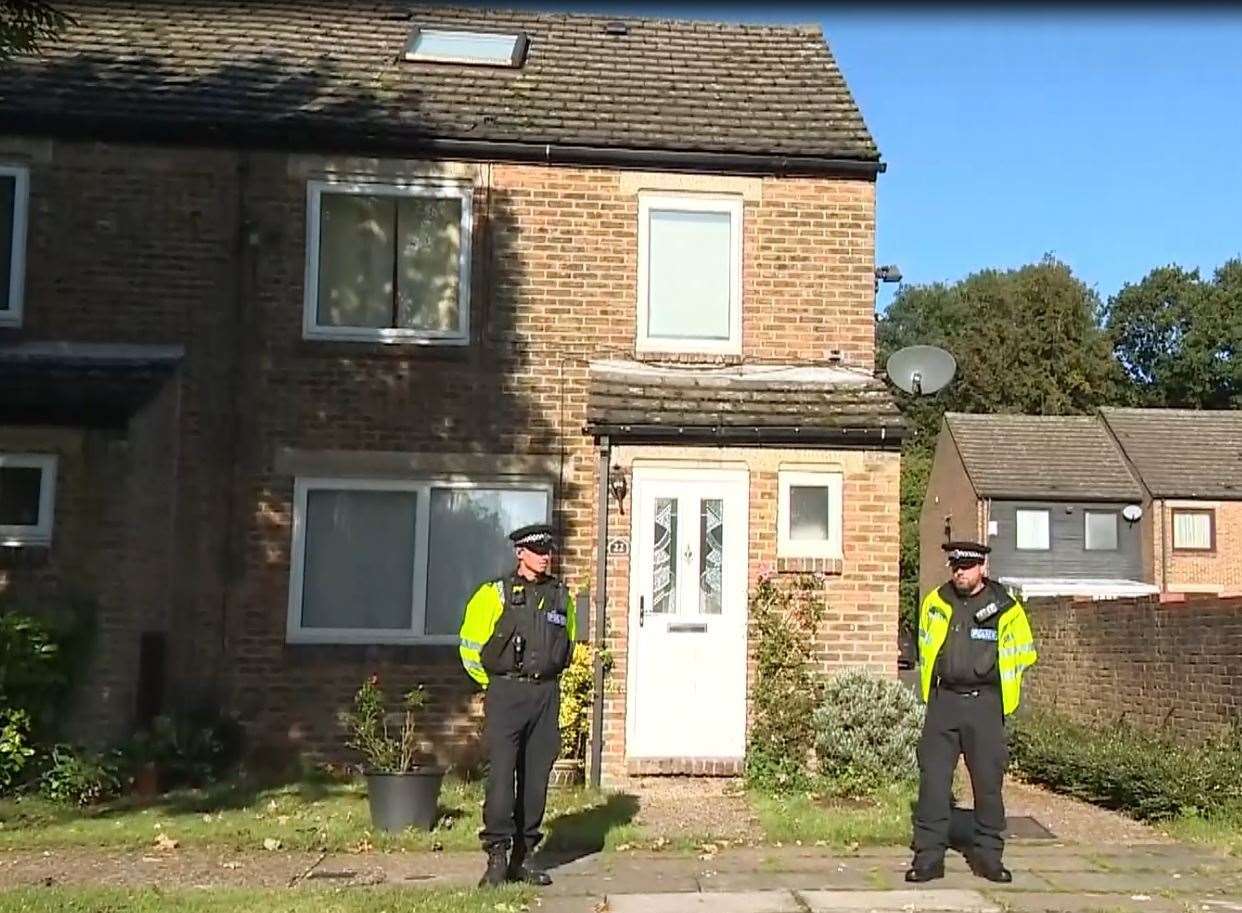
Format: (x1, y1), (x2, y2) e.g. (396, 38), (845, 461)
(365, 769), (445, 832)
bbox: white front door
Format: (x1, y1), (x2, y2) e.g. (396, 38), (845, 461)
(627, 467), (749, 759)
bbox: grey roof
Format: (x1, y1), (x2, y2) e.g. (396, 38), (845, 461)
(585, 361), (905, 446)
(0, 1), (879, 164)
(1100, 408), (1242, 499)
(945, 413), (1143, 501)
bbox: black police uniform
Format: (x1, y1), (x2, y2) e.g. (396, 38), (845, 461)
(477, 525), (573, 883)
(910, 541), (1012, 883)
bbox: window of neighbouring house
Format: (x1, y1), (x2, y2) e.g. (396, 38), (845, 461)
(1172, 509), (1215, 552)
(777, 470), (843, 559)
(0, 165), (30, 328)
(303, 179), (472, 344)
(287, 478), (551, 643)
(1084, 510), (1119, 551)
(405, 28), (529, 67)
(1015, 508), (1050, 551)
(637, 193), (742, 355)
(0, 454), (57, 547)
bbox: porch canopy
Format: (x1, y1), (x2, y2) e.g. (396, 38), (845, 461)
(584, 359), (906, 447)
(0, 341), (184, 427)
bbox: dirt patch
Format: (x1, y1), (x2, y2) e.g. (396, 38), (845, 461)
(625, 778), (758, 841)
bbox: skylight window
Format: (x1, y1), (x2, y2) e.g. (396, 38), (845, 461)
(405, 28), (528, 67)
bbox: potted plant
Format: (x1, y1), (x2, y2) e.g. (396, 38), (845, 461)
(552, 644), (593, 788)
(341, 676), (444, 832)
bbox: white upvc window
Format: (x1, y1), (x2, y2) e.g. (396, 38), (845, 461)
(286, 476), (551, 644)
(1172, 509), (1215, 552)
(1015, 508), (1051, 551)
(777, 470), (844, 559)
(1084, 510), (1119, 551)
(0, 164), (30, 328)
(637, 193), (743, 355)
(303, 178), (473, 345)
(0, 454), (57, 547)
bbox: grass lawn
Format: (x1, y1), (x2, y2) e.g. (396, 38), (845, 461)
(1164, 808), (1242, 856)
(752, 785), (914, 847)
(0, 773), (644, 854)
(0, 887), (533, 913)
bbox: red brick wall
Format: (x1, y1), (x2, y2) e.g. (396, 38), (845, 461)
(1153, 500), (1242, 595)
(2, 137), (890, 769)
(1023, 594), (1242, 742)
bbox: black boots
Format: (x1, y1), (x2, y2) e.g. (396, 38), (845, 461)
(966, 851), (1013, 883)
(479, 843), (553, 888)
(905, 859), (945, 883)
(479, 844), (509, 888)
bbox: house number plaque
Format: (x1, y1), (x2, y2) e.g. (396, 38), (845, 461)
(607, 537), (629, 557)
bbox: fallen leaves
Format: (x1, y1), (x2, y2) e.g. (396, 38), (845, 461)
(262, 837), (283, 851)
(153, 833), (179, 852)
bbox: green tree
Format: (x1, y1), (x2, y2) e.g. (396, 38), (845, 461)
(879, 257), (1120, 630)
(1106, 260), (1242, 409)
(0, 0), (71, 60)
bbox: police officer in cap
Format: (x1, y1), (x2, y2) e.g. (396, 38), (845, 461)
(907, 541), (1037, 885)
(458, 523), (576, 888)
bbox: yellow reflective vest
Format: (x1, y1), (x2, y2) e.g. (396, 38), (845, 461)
(917, 581), (1037, 716)
(458, 577), (577, 688)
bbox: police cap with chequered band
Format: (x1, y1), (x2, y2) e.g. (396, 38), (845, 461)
(942, 540), (991, 567)
(509, 523), (556, 554)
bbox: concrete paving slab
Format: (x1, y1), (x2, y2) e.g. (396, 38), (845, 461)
(528, 898), (602, 913)
(799, 888), (1000, 912)
(606, 890), (801, 913)
(1043, 871), (1226, 895)
(1198, 899), (1242, 913)
(990, 891), (1186, 913)
(700, 870), (880, 892)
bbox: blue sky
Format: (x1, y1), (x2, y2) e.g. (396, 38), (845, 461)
(462, 2), (1242, 311)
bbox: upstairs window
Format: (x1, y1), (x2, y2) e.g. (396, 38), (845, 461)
(1015, 508), (1050, 551)
(405, 28), (528, 67)
(1172, 509), (1214, 552)
(1084, 511), (1119, 551)
(303, 179), (473, 345)
(0, 164), (29, 327)
(0, 454), (57, 547)
(637, 194), (742, 355)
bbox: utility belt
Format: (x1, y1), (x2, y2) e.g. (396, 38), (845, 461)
(494, 671), (559, 684)
(935, 681), (999, 698)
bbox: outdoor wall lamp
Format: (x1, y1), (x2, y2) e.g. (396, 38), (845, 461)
(608, 465), (628, 504)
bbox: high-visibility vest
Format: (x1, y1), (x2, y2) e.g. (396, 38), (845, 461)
(458, 577), (577, 688)
(917, 581), (1037, 716)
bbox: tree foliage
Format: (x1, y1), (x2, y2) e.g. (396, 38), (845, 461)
(0, 0), (71, 60)
(1106, 260), (1242, 409)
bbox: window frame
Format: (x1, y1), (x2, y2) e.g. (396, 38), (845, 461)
(0, 164), (30, 328)
(1083, 509), (1120, 552)
(285, 475), (552, 645)
(404, 28), (529, 67)
(302, 178), (474, 345)
(0, 453), (57, 547)
(1014, 508), (1051, 552)
(776, 469), (843, 560)
(1171, 508), (1216, 553)
(636, 192), (743, 356)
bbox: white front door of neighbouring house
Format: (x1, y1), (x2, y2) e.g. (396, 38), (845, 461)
(627, 467), (749, 759)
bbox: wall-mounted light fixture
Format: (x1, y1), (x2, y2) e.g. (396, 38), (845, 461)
(608, 465), (628, 505)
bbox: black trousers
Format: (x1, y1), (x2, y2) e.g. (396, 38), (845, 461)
(481, 676), (561, 853)
(912, 686), (1008, 868)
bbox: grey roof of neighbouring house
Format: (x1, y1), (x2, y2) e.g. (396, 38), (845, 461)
(585, 360), (905, 446)
(0, 1), (879, 165)
(945, 412), (1144, 501)
(1100, 407), (1242, 499)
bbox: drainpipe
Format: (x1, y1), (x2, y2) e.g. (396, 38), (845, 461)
(1159, 499), (1169, 594)
(589, 438), (611, 789)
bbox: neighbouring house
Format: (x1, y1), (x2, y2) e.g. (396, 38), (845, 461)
(920, 409), (1242, 602)
(0, 2), (903, 785)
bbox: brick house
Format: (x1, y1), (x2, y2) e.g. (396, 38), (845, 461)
(921, 409), (1242, 603)
(0, 2), (903, 785)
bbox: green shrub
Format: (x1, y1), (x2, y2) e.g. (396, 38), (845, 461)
(0, 593), (96, 739)
(39, 744), (122, 806)
(1010, 711), (1242, 821)
(122, 706), (244, 789)
(813, 670), (923, 797)
(745, 576), (825, 794)
(0, 708), (35, 791)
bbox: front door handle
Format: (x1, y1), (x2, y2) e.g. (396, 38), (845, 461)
(639, 595), (645, 627)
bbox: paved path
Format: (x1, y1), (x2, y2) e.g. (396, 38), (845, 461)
(3, 842), (1239, 911)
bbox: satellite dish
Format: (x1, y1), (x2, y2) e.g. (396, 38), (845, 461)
(1122, 504), (1143, 522)
(885, 345), (957, 396)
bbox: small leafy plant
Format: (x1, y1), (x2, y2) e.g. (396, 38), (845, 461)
(558, 644), (594, 758)
(341, 676), (429, 774)
(813, 669), (924, 797)
(0, 708), (35, 791)
(39, 744), (122, 806)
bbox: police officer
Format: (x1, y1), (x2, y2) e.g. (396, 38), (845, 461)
(907, 541), (1037, 885)
(458, 523), (577, 888)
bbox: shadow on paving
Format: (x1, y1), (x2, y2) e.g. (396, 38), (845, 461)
(537, 793), (641, 868)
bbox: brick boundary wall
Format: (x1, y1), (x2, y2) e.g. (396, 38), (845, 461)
(1023, 594), (1242, 742)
